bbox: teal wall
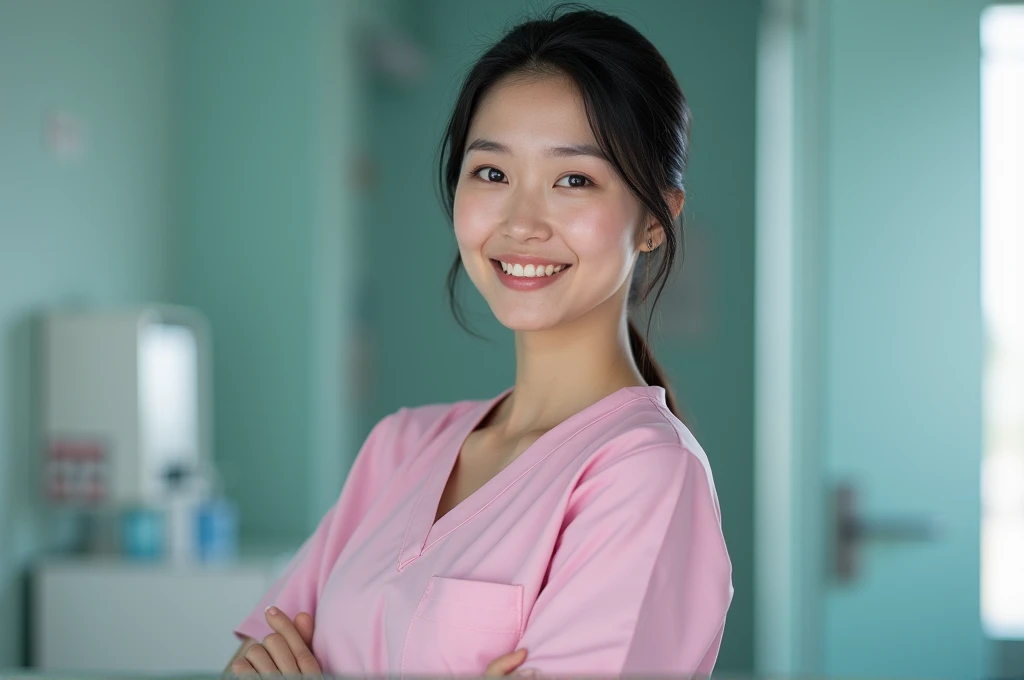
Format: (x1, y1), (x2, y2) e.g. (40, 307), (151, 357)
(0, 0), (177, 667)
(175, 0), (364, 544)
(363, 1), (758, 671)
(0, 1), (362, 666)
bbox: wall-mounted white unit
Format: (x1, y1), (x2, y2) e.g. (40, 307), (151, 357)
(41, 306), (211, 506)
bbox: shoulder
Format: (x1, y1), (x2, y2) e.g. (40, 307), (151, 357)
(348, 398), (480, 479)
(577, 387), (706, 466)
(570, 389), (721, 516)
(373, 395), (486, 443)
(358, 393), (492, 466)
(558, 390), (731, 573)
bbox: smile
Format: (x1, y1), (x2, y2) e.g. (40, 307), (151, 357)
(490, 259), (572, 291)
(499, 261), (567, 277)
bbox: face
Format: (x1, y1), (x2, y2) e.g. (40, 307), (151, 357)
(453, 73), (655, 332)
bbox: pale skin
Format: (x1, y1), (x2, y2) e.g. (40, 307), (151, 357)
(225, 72), (683, 678)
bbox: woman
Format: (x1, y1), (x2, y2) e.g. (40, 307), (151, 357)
(228, 5), (733, 677)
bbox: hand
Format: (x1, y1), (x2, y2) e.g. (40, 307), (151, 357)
(484, 648), (535, 676)
(230, 606), (322, 677)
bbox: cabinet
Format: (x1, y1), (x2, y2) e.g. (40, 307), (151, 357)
(32, 557), (286, 673)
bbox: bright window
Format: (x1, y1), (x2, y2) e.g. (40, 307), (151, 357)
(981, 4), (1024, 639)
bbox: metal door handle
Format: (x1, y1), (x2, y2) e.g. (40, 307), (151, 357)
(834, 482), (938, 582)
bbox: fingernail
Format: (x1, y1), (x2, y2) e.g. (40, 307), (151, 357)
(265, 606), (279, 616)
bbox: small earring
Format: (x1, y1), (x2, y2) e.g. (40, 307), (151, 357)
(647, 237), (654, 251)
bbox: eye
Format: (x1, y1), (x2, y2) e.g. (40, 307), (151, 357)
(555, 174), (592, 189)
(471, 166), (507, 183)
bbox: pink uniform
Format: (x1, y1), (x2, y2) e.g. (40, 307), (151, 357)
(235, 385), (733, 676)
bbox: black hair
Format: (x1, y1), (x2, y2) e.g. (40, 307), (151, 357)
(437, 3), (689, 417)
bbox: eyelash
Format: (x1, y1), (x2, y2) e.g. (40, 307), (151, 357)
(466, 165), (595, 189)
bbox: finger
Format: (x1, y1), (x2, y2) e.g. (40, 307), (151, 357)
(230, 657), (258, 677)
(294, 611), (315, 647)
(243, 643), (279, 677)
(260, 633), (299, 676)
(484, 648), (527, 676)
(265, 606), (321, 676)
(484, 648), (528, 676)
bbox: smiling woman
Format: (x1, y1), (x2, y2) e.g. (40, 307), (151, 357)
(228, 4), (732, 678)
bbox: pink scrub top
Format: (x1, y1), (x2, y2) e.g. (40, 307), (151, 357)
(235, 385), (733, 676)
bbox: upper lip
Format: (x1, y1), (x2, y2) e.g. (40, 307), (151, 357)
(490, 254), (572, 267)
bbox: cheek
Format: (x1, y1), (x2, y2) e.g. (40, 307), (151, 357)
(453, 188), (494, 250)
(559, 202), (636, 270)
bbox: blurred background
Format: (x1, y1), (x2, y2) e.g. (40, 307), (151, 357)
(0, 0), (1022, 678)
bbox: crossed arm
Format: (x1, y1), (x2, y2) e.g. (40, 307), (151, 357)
(223, 608), (527, 678)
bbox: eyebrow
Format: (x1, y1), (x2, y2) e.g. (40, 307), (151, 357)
(465, 138), (607, 161)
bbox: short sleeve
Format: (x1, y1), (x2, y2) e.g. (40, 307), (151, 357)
(233, 411), (402, 643)
(515, 445), (733, 676)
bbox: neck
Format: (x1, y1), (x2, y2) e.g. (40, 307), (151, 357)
(496, 294), (646, 436)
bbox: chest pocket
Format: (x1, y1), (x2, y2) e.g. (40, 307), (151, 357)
(401, 576), (524, 677)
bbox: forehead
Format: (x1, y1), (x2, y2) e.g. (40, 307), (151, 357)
(468, 73), (596, 145)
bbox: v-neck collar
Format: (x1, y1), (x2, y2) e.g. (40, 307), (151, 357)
(397, 384), (666, 570)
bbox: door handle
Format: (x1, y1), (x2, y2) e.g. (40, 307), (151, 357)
(834, 482), (938, 582)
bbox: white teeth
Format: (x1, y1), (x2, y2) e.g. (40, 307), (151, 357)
(498, 261), (568, 277)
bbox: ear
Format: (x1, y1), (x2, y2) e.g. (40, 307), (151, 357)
(642, 188), (685, 252)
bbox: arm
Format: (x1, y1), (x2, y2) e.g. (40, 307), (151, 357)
(515, 445), (733, 676)
(232, 411), (403, 642)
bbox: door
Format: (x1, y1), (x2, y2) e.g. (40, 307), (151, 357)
(756, 1), (993, 678)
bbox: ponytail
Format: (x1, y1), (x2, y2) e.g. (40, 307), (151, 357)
(627, 317), (680, 418)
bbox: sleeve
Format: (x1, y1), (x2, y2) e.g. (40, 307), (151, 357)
(232, 410), (402, 643)
(515, 444), (734, 676)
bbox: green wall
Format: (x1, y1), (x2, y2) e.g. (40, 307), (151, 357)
(175, 0), (364, 544)
(0, 1), (363, 666)
(363, 1), (758, 670)
(0, 0), (177, 667)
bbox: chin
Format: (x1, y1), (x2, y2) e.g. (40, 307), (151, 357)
(491, 307), (564, 333)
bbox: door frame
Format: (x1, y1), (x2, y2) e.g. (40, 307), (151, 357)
(754, 0), (828, 674)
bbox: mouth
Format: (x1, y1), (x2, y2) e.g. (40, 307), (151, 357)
(495, 260), (571, 278)
(489, 258), (572, 291)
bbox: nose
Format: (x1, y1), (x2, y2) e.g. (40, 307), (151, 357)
(502, 184), (553, 243)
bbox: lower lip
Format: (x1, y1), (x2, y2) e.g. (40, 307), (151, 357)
(491, 260), (571, 291)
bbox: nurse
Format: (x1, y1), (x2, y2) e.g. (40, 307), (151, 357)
(227, 4), (733, 677)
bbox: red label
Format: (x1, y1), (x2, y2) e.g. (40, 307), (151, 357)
(46, 439), (108, 504)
